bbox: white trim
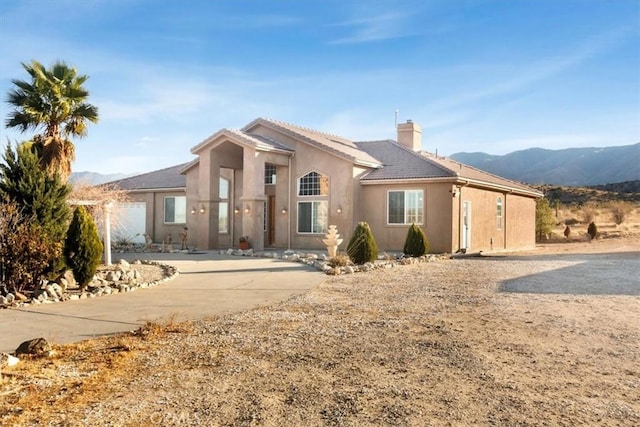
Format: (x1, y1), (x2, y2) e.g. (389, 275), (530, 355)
(386, 189), (424, 226)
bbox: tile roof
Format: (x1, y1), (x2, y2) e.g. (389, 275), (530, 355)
(242, 118), (382, 167)
(356, 139), (541, 196)
(190, 128), (294, 155)
(355, 140), (454, 180)
(104, 163), (188, 190)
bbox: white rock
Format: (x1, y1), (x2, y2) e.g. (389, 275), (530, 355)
(0, 296), (8, 306)
(345, 266), (355, 274)
(1, 352), (20, 367)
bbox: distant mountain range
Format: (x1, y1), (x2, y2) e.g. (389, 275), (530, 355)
(450, 143), (640, 186)
(69, 171), (134, 185)
(71, 143), (639, 188)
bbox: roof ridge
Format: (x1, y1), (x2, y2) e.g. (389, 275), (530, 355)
(114, 162), (189, 181)
(261, 118), (352, 142)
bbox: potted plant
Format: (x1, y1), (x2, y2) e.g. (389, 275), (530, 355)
(239, 236), (250, 250)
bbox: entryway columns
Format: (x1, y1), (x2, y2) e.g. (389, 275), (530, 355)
(241, 147), (267, 251)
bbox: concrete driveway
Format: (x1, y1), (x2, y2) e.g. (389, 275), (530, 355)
(0, 252), (326, 354)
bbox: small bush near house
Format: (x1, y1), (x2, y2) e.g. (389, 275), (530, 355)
(65, 206), (103, 289)
(403, 223), (429, 257)
(346, 222), (378, 265)
(587, 222), (598, 240)
(0, 201), (62, 295)
(328, 254), (350, 268)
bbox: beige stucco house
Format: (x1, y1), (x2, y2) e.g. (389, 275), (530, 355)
(109, 118), (542, 254)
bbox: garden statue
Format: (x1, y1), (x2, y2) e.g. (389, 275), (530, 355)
(322, 225), (343, 258)
(180, 226), (189, 250)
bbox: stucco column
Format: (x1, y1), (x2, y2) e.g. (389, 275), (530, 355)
(195, 152), (221, 249)
(241, 147), (266, 251)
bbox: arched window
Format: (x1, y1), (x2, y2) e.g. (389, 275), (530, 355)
(297, 171), (329, 196)
(496, 197), (503, 230)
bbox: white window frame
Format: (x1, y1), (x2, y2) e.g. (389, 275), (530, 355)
(164, 196), (187, 224)
(219, 178), (230, 234)
(297, 171), (329, 197)
(265, 164), (276, 185)
(297, 200), (328, 234)
(387, 189), (424, 225)
(496, 197), (503, 230)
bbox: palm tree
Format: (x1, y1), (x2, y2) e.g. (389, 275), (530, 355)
(5, 60), (99, 181)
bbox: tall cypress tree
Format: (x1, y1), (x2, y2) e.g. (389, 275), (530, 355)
(0, 142), (71, 243)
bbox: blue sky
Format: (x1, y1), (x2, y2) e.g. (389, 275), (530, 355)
(0, 0), (638, 174)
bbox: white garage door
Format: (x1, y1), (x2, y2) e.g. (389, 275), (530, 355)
(113, 202), (147, 244)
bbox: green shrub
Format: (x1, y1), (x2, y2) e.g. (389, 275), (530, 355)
(346, 222), (378, 265)
(64, 206), (103, 288)
(0, 201), (62, 295)
(587, 222), (598, 240)
(403, 223), (429, 257)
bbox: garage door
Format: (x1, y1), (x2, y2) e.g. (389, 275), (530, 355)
(113, 202), (147, 244)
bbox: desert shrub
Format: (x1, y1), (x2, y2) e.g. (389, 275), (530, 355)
(65, 206), (103, 288)
(581, 205), (597, 224)
(346, 222), (378, 265)
(587, 222), (598, 240)
(535, 198), (555, 241)
(610, 201), (632, 225)
(563, 226), (571, 239)
(0, 201), (62, 295)
(403, 223), (429, 257)
(564, 218), (580, 226)
(328, 254), (350, 268)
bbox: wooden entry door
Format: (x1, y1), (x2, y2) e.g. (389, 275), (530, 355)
(267, 195), (276, 246)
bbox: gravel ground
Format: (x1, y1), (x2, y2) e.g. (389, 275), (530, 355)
(1, 238), (639, 426)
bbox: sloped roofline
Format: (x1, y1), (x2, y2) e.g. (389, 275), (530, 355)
(242, 118), (382, 168)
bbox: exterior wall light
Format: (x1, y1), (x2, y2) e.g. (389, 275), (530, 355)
(199, 205), (206, 214)
(244, 206), (250, 214)
(191, 206), (197, 215)
(336, 207), (343, 214)
(234, 207), (240, 214)
(281, 208), (288, 214)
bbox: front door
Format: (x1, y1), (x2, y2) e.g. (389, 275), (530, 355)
(267, 195), (276, 246)
(462, 201), (471, 251)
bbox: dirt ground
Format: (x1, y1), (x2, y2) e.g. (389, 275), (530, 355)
(1, 237), (639, 426)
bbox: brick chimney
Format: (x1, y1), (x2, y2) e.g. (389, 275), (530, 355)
(397, 120), (422, 151)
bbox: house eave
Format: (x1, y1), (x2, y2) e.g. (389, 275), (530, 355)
(360, 176), (542, 197)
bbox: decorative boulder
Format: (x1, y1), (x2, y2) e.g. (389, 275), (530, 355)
(15, 337), (52, 356)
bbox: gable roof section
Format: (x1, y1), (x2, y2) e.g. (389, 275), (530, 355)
(104, 163), (188, 191)
(356, 140), (541, 197)
(190, 128), (294, 155)
(242, 118), (382, 168)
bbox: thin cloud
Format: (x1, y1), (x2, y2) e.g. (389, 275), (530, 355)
(329, 12), (420, 44)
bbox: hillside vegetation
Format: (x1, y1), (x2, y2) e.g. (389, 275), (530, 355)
(450, 143), (639, 186)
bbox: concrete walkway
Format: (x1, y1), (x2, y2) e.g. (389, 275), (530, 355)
(0, 252), (326, 354)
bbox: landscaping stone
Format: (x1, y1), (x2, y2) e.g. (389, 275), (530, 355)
(15, 337), (52, 356)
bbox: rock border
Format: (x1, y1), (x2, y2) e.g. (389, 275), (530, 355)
(0, 260), (179, 309)
(219, 248), (448, 275)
